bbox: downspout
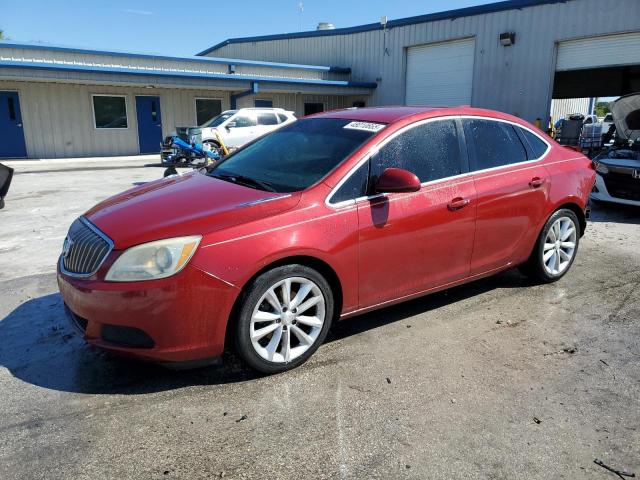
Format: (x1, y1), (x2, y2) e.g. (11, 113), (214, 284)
(231, 82), (259, 109)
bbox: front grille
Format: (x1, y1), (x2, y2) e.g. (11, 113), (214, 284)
(61, 218), (112, 276)
(603, 171), (640, 201)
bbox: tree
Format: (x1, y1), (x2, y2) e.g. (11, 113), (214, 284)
(0, 30), (4, 40)
(594, 102), (611, 118)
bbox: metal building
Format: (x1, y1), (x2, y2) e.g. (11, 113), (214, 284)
(201, 0), (640, 125)
(0, 43), (374, 158)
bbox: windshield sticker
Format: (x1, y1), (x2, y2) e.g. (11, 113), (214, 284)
(343, 121), (385, 132)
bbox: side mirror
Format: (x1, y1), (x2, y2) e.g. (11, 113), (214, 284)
(226, 121), (237, 129)
(375, 167), (421, 193)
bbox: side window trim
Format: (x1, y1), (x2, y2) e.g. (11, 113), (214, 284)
(454, 117), (471, 175)
(513, 125), (536, 160)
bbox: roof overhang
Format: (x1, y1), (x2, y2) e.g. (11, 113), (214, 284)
(0, 62), (375, 95)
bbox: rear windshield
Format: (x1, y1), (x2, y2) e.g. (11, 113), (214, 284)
(208, 118), (383, 193)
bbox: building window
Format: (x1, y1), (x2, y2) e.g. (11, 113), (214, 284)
(92, 95), (128, 129)
(196, 98), (222, 126)
(304, 102), (324, 116)
(254, 99), (273, 108)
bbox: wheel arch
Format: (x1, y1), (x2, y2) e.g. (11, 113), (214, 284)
(223, 255), (344, 351)
(554, 201), (587, 237)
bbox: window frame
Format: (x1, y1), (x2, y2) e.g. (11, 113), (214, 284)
(254, 99), (274, 108)
(91, 94), (129, 130)
(326, 115), (550, 209)
(304, 102), (325, 116)
(194, 97), (223, 126)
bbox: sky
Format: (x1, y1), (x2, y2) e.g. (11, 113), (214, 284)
(1, 0), (494, 57)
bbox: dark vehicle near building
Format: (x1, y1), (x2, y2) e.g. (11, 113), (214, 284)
(0, 162), (14, 209)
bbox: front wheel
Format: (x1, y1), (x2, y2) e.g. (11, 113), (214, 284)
(234, 265), (334, 374)
(520, 208), (580, 283)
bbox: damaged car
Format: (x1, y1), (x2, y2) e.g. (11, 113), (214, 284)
(592, 93), (640, 206)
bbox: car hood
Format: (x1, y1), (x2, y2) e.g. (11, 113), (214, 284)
(85, 171), (299, 249)
(611, 92), (640, 141)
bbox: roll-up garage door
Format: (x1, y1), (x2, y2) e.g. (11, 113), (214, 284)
(405, 38), (475, 106)
(556, 32), (640, 71)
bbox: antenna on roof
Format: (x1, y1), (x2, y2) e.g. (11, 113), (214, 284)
(298, 2), (304, 32)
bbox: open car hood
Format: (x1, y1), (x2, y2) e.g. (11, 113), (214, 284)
(611, 92), (640, 142)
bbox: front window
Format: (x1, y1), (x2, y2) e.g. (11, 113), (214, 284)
(196, 99), (222, 126)
(201, 111), (234, 128)
(208, 118), (383, 193)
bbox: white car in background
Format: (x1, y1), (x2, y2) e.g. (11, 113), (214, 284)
(193, 108), (296, 149)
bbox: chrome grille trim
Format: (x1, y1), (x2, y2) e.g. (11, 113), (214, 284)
(60, 217), (114, 278)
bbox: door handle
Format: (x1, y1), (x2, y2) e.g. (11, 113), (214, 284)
(447, 197), (470, 211)
(17, 123), (22, 127)
(529, 177), (545, 188)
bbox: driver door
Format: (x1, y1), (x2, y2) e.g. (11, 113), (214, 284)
(225, 113), (258, 147)
(356, 119), (477, 308)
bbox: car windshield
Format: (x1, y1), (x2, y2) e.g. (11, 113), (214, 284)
(201, 112), (235, 128)
(207, 118), (383, 193)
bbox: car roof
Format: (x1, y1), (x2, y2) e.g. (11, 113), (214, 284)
(309, 105), (532, 126)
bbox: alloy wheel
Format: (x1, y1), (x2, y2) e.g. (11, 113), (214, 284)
(249, 277), (326, 363)
(542, 216), (577, 276)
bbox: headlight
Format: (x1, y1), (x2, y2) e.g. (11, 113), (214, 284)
(105, 236), (202, 282)
(595, 162), (609, 174)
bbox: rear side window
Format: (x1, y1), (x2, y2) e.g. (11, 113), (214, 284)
(257, 113), (279, 125)
(277, 113), (288, 123)
(370, 120), (461, 183)
(518, 127), (548, 159)
(234, 115), (256, 127)
(330, 161), (369, 204)
(464, 119), (527, 170)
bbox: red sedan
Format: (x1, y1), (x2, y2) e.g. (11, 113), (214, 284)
(58, 106), (595, 373)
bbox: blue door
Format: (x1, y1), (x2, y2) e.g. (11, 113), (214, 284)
(0, 92), (27, 158)
(135, 96), (162, 154)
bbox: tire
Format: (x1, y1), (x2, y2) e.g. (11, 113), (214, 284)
(519, 208), (581, 283)
(163, 166), (178, 177)
(234, 264), (334, 374)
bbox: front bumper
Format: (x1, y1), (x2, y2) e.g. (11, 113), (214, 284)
(591, 173), (640, 207)
(58, 262), (240, 364)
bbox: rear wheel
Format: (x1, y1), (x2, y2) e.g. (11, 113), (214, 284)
(234, 265), (334, 374)
(520, 208), (580, 283)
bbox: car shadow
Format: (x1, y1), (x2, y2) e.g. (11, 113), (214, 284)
(0, 269), (529, 395)
(589, 201), (640, 225)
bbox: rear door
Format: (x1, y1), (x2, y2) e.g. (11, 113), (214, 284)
(463, 118), (550, 274)
(0, 91), (27, 158)
(135, 96), (162, 154)
(356, 118), (476, 308)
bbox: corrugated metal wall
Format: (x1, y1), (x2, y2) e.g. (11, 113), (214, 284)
(208, 0), (640, 122)
(0, 80), (232, 158)
(235, 92), (368, 113)
(550, 98), (591, 122)
(0, 80), (367, 158)
(0, 47), (345, 81)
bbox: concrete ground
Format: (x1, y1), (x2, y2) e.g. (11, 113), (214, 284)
(0, 157), (639, 480)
